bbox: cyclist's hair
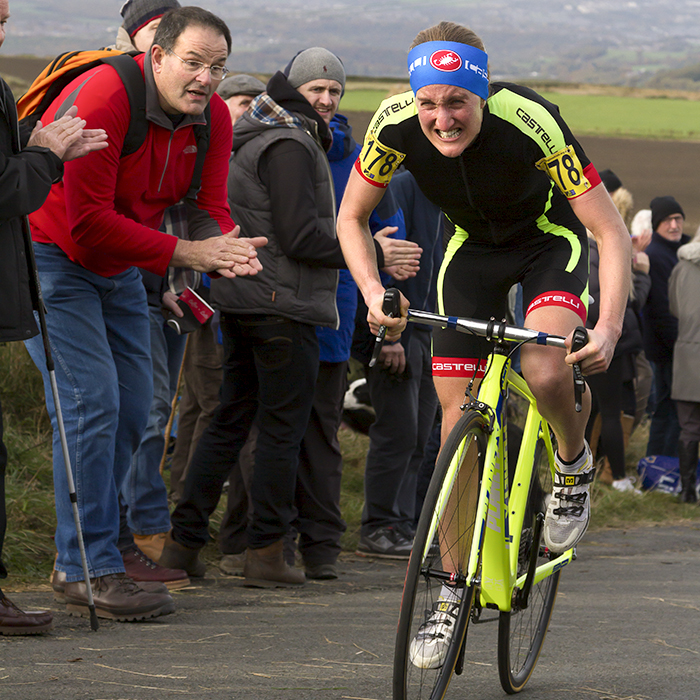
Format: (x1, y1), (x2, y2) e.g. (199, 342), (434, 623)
(410, 21), (485, 52)
(153, 6), (232, 55)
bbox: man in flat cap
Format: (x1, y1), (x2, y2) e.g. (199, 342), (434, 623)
(217, 74), (266, 127)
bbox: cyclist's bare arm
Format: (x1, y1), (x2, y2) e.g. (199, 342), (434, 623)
(568, 183), (631, 374)
(337, 168), (409, 338)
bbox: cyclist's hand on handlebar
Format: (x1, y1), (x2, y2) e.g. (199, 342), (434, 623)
(366, 288), (408, 339)
(564, 325), (615, 375)
(378, 342), (406, 374)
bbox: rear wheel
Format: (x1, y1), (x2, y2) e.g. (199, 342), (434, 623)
(393, 410), (487, 700)
(497, 436), (560, 694)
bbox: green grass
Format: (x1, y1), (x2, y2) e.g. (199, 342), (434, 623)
(339, 82), (700, 141)
(336, 414), (700, 555)
(539, 91), (700, 140)
(1, 341), (699, 589)
(340, 88), (393, 113)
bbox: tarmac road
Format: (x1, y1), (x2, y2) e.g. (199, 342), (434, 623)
(1, 524), (698, 700)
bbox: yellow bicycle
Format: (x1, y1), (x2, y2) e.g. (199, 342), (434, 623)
(392, 305), (587, 699)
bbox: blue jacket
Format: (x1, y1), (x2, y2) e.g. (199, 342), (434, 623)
(317, 114), (406, 363)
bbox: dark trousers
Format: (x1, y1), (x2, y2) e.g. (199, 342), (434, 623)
(0, 399), (7, 579)
(218, 425), (257, 555)
(169, 319), (224, 502)
(362, 329), (439, 536)
(219, 361), (347, 564)
(295, 360), (348, 565)
(647, 360), (680, 457)
(586, 355), (626, 480)
(170, 313), (319, 550)
(676, 400), (700, 443)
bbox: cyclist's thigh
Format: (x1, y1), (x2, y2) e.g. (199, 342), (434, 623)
(519, 229), (589, 383)
(519, 227), (589, 326)
(434, 238), (518, 367)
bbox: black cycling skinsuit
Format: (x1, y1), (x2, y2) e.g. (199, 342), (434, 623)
(355, 82), (601, 376)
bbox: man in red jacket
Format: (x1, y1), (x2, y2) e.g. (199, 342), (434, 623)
(24, 6), (266, 622)
(0, 0), (107, 635)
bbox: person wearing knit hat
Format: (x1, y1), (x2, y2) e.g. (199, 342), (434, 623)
(650, 195), (685, 239)
(281, 47), (346, 126)
(598, 169), (622, 194)
(216, 74), (266, 127)
(167, 44), (420, 588)
(643, 194), (690, 459)
(119, 0), (180, 52)
(284, 47), (346, 92)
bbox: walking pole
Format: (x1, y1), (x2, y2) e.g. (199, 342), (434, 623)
(21, 215), (99, 632)
(159, 334), (189, 477)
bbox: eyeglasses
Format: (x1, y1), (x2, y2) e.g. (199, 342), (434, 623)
(167, 50), (229, 80)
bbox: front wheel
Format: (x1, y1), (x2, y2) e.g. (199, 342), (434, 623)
(393, 410), (487, 700)
(497, 436), (560, 694)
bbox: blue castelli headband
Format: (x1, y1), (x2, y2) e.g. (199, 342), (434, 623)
(407, 41), (489, 99)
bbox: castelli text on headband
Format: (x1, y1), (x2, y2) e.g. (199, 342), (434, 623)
(408, 41), (489, 100)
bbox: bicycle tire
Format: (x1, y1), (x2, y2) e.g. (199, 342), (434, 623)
(497, 435), (560, 694)
(393, 409), (487, 700)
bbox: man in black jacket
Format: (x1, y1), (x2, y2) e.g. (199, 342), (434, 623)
(643, 196), (690, 458)
(0, 0), (107, 634)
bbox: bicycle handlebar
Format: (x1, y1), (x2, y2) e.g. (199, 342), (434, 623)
(405, 307), (589, 412)
(406, 308), (568, 349)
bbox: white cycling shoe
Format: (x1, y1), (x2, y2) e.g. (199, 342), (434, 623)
(409, 599), (459, 669)
(543, 442), (595, 553)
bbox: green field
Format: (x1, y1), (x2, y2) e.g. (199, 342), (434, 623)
(341, 85), (700, 141)
(540, 92), (700, 140)
(340, 88), (393, 113)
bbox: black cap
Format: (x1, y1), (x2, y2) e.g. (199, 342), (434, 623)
(599, 169), (622, 193)
(650, 196), (685, 232)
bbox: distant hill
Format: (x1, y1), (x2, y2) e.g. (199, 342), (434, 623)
(3, 0), (700, 89)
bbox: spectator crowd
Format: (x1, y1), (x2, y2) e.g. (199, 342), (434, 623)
(0, 0), (697, 636)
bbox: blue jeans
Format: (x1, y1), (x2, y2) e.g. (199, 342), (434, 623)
(122, 306), (186, 535)
(24, 243), (152, 582)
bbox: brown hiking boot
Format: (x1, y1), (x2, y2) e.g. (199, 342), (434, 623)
(51, 564), (168, 603)
(0, 593), (53, 635)
(64, 573), (175, 621)
(122, 545), (190, 590)
(219, 551), (246, 577)
(243, 540), (306, 588)
(133, 532), (167, 561)
(157, 531), (206, 578)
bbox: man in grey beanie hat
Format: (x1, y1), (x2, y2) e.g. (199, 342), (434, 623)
(168, 45), (420, 588)
(216, 74), (266, 127)
(284, 47), (346, 92)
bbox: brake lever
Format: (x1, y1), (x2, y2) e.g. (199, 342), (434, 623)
(368, 288), (401, 368)
(571, 326), (588, 413)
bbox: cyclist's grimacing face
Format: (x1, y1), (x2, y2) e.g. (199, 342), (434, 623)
(416, 84), (485, 158)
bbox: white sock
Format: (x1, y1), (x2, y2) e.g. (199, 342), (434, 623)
(555, 442), (591, 474)
(439, 584), (461, 604)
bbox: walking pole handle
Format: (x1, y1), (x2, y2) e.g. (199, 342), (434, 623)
(571, 326), (588, 413)
(368, 287), (401, 368)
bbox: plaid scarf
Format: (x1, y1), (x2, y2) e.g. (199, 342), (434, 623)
(249, 92), (308, 134)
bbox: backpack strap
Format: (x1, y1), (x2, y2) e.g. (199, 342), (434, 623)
(185, 105), (211, 202)
(102, 54), (147, 157)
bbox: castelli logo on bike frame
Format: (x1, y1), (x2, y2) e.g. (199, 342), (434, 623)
(430, 50), (462, 72)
